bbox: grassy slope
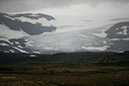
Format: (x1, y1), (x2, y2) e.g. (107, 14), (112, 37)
(0, 59), (129, 86)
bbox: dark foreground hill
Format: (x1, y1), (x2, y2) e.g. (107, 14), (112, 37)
(0, 51), (129, 64)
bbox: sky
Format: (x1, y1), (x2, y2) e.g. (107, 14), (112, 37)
(0, 0), (129, 29)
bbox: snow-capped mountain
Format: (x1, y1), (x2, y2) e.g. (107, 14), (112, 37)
(0, 12), (129, 54)
(106, 22), (129, 52)
(0, 12), (57, 53)
(28, 21), (129, 53)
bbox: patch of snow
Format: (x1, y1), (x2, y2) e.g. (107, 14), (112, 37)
(122, 38), (129, 41)
(116, 31), (122, 35)
(0, 38), (12, 44)
(93, 29), (107, 38)
(33, 51), (41, 54)
(110, 38), (120, 41)
(24, 39), (34, 47)
(4, 15), (15, 20)
(116, 28), (119, 31)
(17, 45), (23, 48)
(103, 41), (107, 44)
(13, 47), (28, 53)
(29, 14), (38, 17)
(9, 50), (15, 53)
(81, 46), (88, 49)
(0, 24), (27, 39)
(0, 43), (9, 46)
(116, 26), (128, 35)
(20, 29), (30, 36)
(30, 55), (36, 57)
(121, 26), (128, 35)
(15, 42), (19, 45)
(82, 46), (109, 51)
(4, 51), (10, 53)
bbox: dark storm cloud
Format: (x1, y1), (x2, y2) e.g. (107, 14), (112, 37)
(0, 0), (129, 12)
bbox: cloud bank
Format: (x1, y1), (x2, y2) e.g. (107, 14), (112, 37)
(0, 0), (129, 12)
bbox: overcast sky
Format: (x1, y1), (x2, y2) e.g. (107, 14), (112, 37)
(0, 0), (129, 28)
(0, 0), (129, 13)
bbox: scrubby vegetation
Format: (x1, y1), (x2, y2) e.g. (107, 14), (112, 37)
(0, 62), (129, 86)
(0, 51), (129, 86)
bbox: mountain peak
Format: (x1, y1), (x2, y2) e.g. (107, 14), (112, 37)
(0, 12), (57, 35)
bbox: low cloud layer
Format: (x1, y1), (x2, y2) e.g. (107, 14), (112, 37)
(110, 18), (129, 21)
(0, 0), (129, 12)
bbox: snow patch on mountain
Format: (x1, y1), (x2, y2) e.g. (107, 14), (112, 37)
(110, 38), (120, 41)
(116, 26), (128, 35)
(92, 25), (113, 38)
(93, 30), (108, 37)
(0, 24), (29, 39)
(9, 50), (15, 53)
(82, 46), (109, 51)
(4, 15), (15, 20)
(24, 39), (34, 47)
(0, 43), (9, 46)
(0, 38), (12, 44)
(13, 46), (28, 53)
(123, 38), (129, 40)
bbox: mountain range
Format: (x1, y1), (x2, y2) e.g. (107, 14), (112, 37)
(0, 12), (129, 54)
